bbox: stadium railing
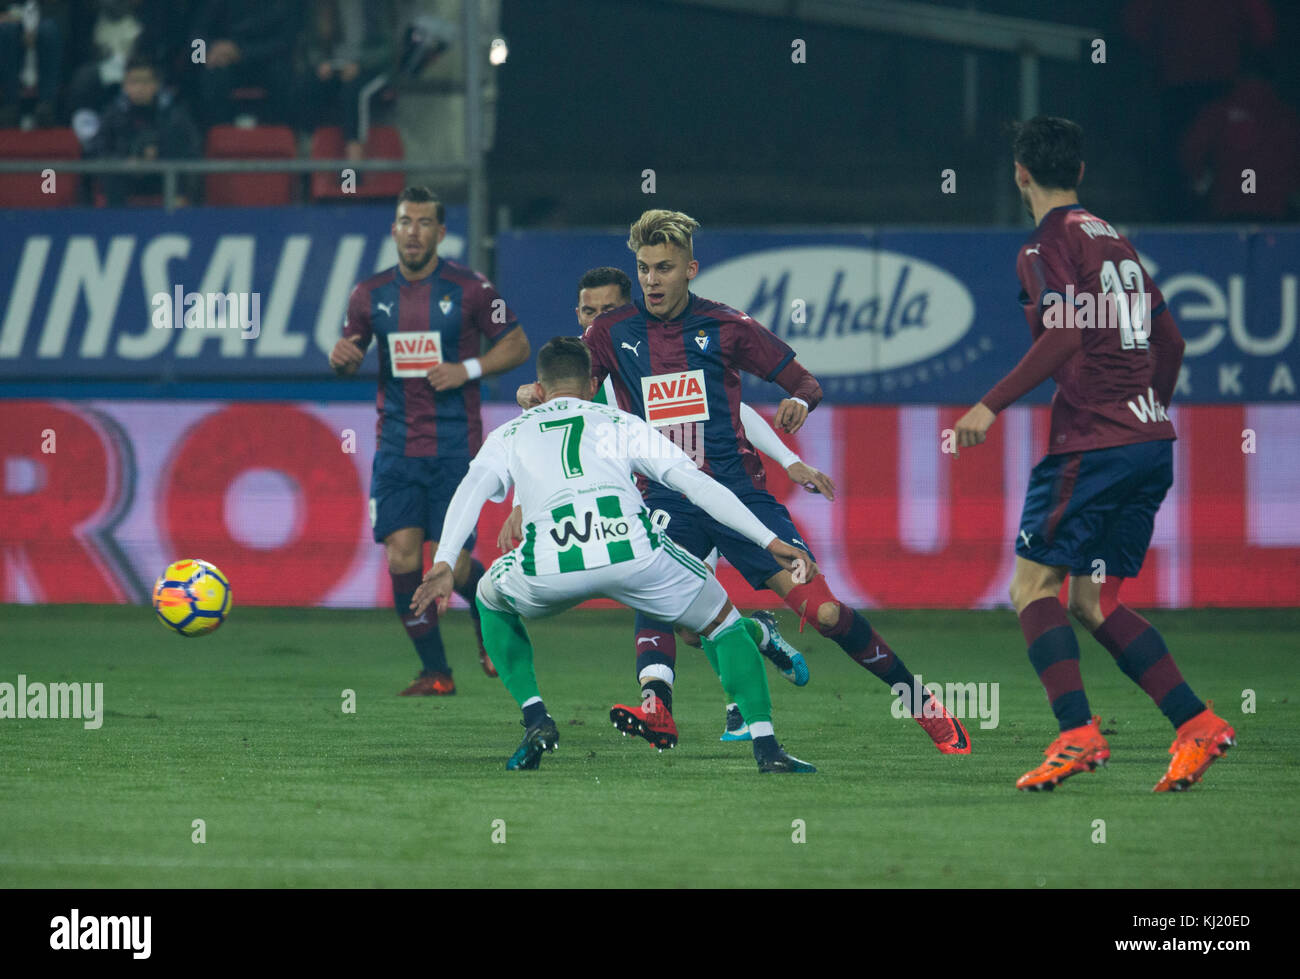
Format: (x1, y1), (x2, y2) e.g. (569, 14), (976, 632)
(0, 158), (467, 212)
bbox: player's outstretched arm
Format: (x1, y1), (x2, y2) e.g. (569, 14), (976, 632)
(955, 309), (1083, 456)
(417, 454), (511, 615)
(632, 419), (813, 571)
(738, 402), (834, 499)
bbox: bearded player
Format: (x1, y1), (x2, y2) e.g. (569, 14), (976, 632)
(953, 117), (1236, 792)
(329, 186), (531, 695)
(525, 210), (970, 755)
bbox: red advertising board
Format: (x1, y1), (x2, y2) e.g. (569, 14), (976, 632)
(3, 400), (1296, 609)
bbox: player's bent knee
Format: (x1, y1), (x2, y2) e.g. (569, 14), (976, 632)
(475, 573), (511, 616)
(816, 600), (840, 630)
(1067, 597), (1103, 629)
(675, 576), (730, 638)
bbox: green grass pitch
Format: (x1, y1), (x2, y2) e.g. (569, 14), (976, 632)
(1, 604), (1295, 888)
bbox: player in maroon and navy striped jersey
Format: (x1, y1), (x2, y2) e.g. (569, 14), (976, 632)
(954, 117), (1235, 792)
(523, 210), (971, 755)
(330, 187), (531, 695)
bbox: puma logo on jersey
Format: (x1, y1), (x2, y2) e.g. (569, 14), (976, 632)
(377, 301), (393, 317)
(621, 341), (642, 356)
(1019, 529), (1033, 547)
(1025, 246), (1041, 256)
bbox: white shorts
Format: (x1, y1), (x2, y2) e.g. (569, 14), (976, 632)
(477, 539), (729, 635)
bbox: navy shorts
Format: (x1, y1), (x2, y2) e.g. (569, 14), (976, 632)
(1016, 439), (1173, 579)
(645, 487), (815, 590)
(369, 452), (477, 550)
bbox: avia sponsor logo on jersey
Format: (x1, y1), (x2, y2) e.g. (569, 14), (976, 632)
(387, 331), (442, 377)
(549, 511), (633, 548)
(641, 369), (710, 425)
(692, 246), (975, 376)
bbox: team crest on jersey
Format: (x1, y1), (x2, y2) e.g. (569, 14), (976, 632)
(641, 369), (710, 425)
(439, 295), (454, 315)
(387, 331), (442, 377)
(694, 331), (710, 352)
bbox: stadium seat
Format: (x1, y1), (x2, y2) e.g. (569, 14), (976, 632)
(309, 126), (347, 201)
(0, 128), (81, 207)
(309, 125), (406, 201)
(361, 125), (406, 198)
(204, 125), (297, 206)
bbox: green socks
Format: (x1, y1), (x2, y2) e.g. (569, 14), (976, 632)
(703, 619), (773, 725)
(477, 597), (539, 707)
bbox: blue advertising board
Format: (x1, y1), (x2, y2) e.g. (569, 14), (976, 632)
(492, 226), (1299, 404)
(1, 206), (1294, 403)
(0, 204), (466, 383)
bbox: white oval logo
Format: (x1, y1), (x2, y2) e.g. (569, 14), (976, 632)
(694, 245), (975, 375)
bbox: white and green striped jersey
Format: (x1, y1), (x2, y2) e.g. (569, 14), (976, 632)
(455, 399), (678, 576)
(432, 396), (780, 576)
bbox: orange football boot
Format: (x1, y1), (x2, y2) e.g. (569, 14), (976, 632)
(399, 671), (456, 696)
(1017, 715), (1109, 791)
(1153, 702), (1236, 792)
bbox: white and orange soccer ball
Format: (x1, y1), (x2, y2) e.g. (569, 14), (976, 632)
(152, 559), (232, 637)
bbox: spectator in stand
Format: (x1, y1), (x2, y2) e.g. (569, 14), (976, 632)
(298, 0), (399, 161)
(1180, 62), (1300, 221)
(1124, 0), (1277, 219)
(66, 0), (145, 148)
(0, 0), (67, 128)
(90, 54), (201, 205)
(190, 0), (297, 127)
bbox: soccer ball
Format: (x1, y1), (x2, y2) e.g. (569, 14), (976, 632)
(152, 559), (232, 637)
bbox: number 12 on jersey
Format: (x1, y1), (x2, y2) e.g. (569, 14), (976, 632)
(1099, 258), (1150, 351)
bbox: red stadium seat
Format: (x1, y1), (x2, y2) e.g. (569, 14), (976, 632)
(360, 125), (406, 198)
(309, 125), (406, 201)
(204, 125), (297, 206)
(0, 128), (81, 207)
(309, 126), (347, 201)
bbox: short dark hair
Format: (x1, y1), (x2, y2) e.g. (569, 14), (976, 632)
(577, 267), (632, 301)
(397, 186), (446, 224)
(124, 55), (155, 76)
(536, 336), (592, 388)
(1011, 116), (1084, 191)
